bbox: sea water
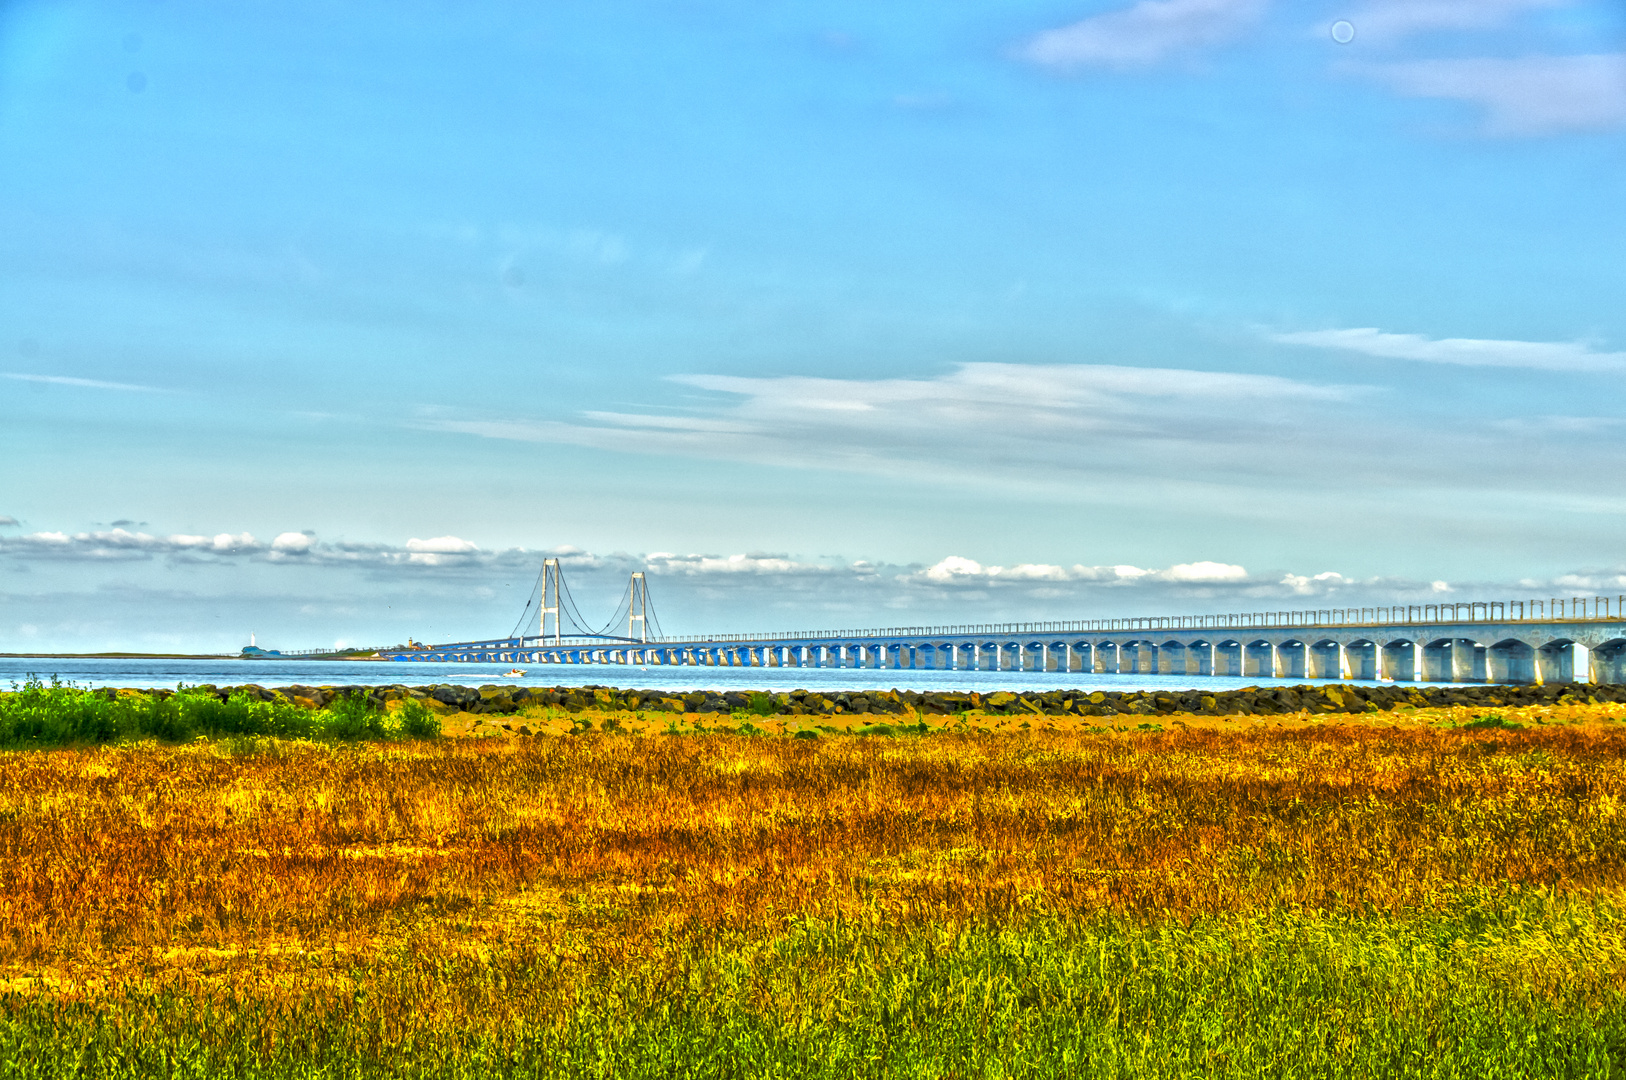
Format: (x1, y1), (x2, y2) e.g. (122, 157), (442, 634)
(0, 656), (1462, 694)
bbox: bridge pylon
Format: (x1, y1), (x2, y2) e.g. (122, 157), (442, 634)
(629, 572), (648, 644)
(541, 558), (563, 644)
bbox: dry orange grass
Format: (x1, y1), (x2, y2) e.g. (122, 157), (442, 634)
(440, 695), (1626, 738)
(4, 720), (1626, 1015)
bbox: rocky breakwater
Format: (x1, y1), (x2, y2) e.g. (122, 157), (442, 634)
(139, 681), (1626, 719)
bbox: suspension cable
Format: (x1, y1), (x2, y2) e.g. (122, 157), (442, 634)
(644, 576), (668, 641)
(508, 561), (548, 639)
(511, 558), (657, 641)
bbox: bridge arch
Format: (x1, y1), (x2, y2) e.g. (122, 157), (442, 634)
(1273, 639), (1309, 680)
(1595, 639), (1626, 684)
(1157, 639), (1186, 676)
(1210, 639), (1243, 677)
(1538, 637), (1582, 684)
(1308, 638), (1347, 680)
(1380, 638), (1424, 681)
(1420, 636), (1489, 682)
(1184, 639), (1217, 676)
(1242, 638), (1277, 679)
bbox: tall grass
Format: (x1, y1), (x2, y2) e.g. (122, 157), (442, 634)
(0, 677), (439, 748)
(1, 727), (1625, 1075)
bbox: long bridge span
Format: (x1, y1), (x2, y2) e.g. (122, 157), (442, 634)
(374, 561), (1626, 685)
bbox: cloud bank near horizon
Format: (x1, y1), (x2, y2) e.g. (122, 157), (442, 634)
(6, 522), (1626, 652)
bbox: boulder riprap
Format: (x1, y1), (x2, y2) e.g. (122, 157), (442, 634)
(90, 681), (1626, 720)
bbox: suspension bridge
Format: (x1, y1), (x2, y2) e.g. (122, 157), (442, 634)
(370, 560), (1626, 685)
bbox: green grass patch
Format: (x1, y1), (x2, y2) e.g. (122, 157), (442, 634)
(0, 676), (441, 749)
(1462, 712), (1527, 731)
(3, 900), (1624, 1078)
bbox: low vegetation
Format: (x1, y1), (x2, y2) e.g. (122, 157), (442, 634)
(1, 690), (1626, 1076)
(0, 676), (441, 748)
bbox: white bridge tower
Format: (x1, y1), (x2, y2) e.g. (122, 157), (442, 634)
(629, 571), (648, 643)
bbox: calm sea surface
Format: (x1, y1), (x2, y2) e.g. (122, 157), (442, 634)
(0, 656), (1457, 694)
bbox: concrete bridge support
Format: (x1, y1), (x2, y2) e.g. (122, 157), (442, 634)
(1191, 642), (1214, 676)
(1538, 642), (1588, 684)
(1155, 643), (1177, 675)
(1380, 641), (1422, 681)
(1596, 640), (1626, 684)
(1285, 642), (1310, 679)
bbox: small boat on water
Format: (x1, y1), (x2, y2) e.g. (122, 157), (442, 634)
(501, 668), (526, 678)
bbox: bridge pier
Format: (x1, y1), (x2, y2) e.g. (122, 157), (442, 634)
(1597, 641), (1626, 684)
(1538, 642), (1590, 684)
(1380, 641), (1420, 681)
(1195, 643), (1214, 677)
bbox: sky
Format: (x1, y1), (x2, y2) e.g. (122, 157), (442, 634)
(1, 0), (1624, 652)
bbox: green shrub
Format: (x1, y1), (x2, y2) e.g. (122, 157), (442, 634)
(0, 680), (471, 749)
(398, 698), (441, 740)
(0, 679), (330, 747)
(1463, 712), (1524, 731)
(323, 691), (388, 741)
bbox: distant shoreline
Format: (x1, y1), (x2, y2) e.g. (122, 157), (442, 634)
(0, 652), (378, 661)
(0, 652), (237, 660)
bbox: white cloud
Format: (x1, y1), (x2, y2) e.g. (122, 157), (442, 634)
(581, 412), (757, 434)
(647, 552), (840, 576)
(0, 516), (17, 528)
(1355, 53), (1626, 136)
(405, 536), (479, 554)
(1020, 0), (1268, 70)
(913, 555), (1248, 586)
(1163, 560), (1249, 582)
(1551, 571), (1626, 590)
(419, 361), (1360, 496)
(1340, 0), (1569, 42)
(1, 528), (480, 569)
(13, 518), (1626, 648)
(1272, 327), (1626, 372)
(2, 372), (164, 392)
(923, 555), (988, 582)
(1281, 570), (1350, 594)
(405, 535), (480, 565)
(271, 532), (314, 553)
(4, 527), (232, 561)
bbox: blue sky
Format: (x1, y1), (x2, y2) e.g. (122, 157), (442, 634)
(2, 0), (1624, 651)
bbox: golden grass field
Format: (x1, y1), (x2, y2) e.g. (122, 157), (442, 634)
(4, 699), (1626, 1076)
(435, 691), (1626, 738)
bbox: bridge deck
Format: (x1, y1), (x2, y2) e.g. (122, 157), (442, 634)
(375, 603), (1626, 685)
